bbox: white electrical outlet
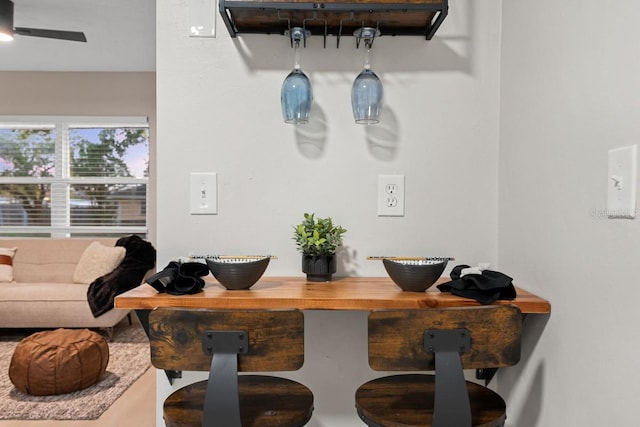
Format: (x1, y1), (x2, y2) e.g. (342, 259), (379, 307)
(190, 172), (217, 215)
(378, 174), (405, 216)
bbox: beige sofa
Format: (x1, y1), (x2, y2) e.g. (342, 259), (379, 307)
(0, 238), (136, 336)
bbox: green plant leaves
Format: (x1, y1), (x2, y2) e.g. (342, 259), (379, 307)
(293, 212), (347, 256)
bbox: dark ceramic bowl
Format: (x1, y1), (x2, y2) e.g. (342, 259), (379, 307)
(205, 256), (270, 290)
(382, 258), (448, 292)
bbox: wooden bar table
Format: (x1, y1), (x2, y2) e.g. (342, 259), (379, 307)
(115, 276), (551, 313)
(116, 276), (550, 385)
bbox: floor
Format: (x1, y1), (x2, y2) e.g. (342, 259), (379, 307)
(0, 369), (156, 427)
(0, 318), (156, 427)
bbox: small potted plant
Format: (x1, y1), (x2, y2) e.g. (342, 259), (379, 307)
(293, 213), (347, 282)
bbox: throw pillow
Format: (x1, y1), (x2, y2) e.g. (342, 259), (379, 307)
(73, 242), (126, 285)
(0, 247), (17, 283)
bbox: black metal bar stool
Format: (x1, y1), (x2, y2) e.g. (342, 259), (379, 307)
(149, 308), (314, 427)
(355, 305), (522, 427)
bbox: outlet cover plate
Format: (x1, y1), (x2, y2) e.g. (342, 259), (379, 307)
(378, 174), (405, 217)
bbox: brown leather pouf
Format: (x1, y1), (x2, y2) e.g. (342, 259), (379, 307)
(8, 328), (109, 396)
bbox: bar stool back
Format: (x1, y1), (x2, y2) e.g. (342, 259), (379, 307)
(355, 305), (522, 427)
(149, 308), (313, 427)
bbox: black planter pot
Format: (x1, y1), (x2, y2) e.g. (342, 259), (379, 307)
(301, 254), (337, 282)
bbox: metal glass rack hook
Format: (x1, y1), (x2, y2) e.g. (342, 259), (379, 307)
(303, 12), (328, 48)
(337, 12), (363, 48)
(276, 10), (292, 42)
(353, 25), (380, 49)
(284, 26), (311, 48)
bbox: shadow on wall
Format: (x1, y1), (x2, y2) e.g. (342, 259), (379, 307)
(295, 103), (328, 158)
(366, 105), (400, 161)
(293, 102), (400, 161)
(500, 313), (550, 427)
(336, 245), (359, 277)
(512, 363), (545, 427)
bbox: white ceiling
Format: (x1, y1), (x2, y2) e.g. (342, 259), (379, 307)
(0, 0), (155, 72)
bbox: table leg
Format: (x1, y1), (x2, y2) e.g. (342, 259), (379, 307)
(135, 309), (183, 385)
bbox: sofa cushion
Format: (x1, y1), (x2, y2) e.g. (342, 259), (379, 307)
(0, 247), (16, 283)
(0, 282), (130, 327)
(0, 238), (116, 283)
(73, 241), (126, 284)
(0, 282), (103, 302)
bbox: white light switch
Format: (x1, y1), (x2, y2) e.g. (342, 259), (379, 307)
(189, 0), (216, 37)
(190, 173), (217, 215)
(607, 145), (637, 219)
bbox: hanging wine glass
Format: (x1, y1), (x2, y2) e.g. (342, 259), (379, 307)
(281, 27), (313, 124)
(351, 27), (383, 125)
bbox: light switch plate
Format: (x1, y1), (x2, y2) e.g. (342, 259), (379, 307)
(607, 145), (637, 219)
(189, 0), (216, 38)
(190, 173), (217, 215)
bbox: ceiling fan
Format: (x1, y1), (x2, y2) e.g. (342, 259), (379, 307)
(0, 0), (86, 42)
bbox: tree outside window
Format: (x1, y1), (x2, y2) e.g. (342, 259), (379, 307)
(0, 117), (149, 237)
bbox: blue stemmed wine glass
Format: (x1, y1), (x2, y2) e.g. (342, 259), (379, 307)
(351, 27), (383, 125)
(281, 27), (312, 124)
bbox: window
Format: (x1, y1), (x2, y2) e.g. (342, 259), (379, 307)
(0, 116), (149, 238)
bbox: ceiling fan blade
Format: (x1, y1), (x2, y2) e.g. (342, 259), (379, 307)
(14, 27), (86, 42)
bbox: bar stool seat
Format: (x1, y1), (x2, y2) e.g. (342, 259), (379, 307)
(164, 375), (313, 427)
(356, 374), (506, 427)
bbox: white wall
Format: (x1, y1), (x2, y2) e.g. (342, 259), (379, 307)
(156, 0), (503, 425)
(498, 0), (640, 425)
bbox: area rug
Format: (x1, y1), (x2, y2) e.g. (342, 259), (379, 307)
(0, 323), (151, 420)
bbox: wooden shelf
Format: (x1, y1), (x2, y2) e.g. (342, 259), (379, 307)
(218, 0), (449, 45)
(116, 276), (551, 314)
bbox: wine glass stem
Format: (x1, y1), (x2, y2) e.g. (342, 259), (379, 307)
(364, 46), (371, 70)
(294, 40), (301, 70)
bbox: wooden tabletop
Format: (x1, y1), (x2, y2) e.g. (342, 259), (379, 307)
(115, 276), (551, 314)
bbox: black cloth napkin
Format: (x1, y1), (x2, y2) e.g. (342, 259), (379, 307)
(146, 261), (210, 295)
(437, 264), (517, 304)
